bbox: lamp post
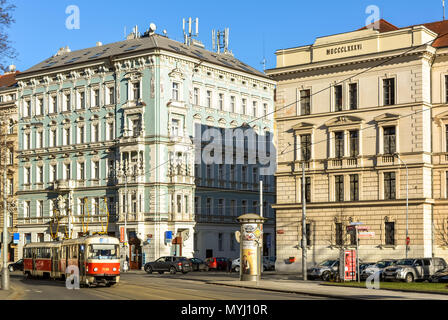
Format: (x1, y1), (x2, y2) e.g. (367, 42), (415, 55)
(394, 153), (409, 259)
(2, 121), (17, 291)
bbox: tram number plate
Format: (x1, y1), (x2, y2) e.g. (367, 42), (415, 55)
(103, 268), (109, 271)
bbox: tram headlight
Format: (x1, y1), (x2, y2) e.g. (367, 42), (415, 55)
(93, 267), (98, 272)
(113, 268), (117, 272)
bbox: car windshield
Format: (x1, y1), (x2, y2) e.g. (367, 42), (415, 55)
(396, 259), (415, 266)
(376, 261), (394, 268)
(318, 260), (336, 267)
(88, 244), (119, 260)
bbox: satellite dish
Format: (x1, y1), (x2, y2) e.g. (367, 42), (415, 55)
(149, 23), (157, 32)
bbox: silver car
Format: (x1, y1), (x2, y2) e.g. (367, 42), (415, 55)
(308, 259), (339, 281)
(360, 259), (397, 280)
(383, 258), (447, 282)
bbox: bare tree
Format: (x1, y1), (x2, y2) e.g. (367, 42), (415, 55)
(435, 218), (448, 248)
(0, 0), (16, 72)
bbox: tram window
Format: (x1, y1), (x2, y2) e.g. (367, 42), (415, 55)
(88, 244), (118, 260)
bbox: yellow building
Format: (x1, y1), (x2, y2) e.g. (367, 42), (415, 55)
(267, 19), (448, 273)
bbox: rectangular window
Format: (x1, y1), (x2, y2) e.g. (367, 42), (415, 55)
(252, 168), (258, 184)
(206, 90), (212, 108)
(350, 174), (359, 201)
(37, 200), (44, 217)
(24, 201), (30, 218)
(335, 223), (343, 245)
(300, 89), (311, 115)
(263, 103), (268, 117)
(334, 131), (344, 158)
(253, 201), (258, 215)
(92, 124), (99, 142)
(218, 233), (223, 251)
(37, 98), (44, 115)
(206, 198), (212, 215)
(51, 96), (58, 113)
(383, 127), (396, 154)
(349, 130), (359, 157)
(65, 127), (71, 145)
(335, 175), (344, 202)
(37, 166), (43, 183)
(194, 197), (200, 215)
(108, 87), (115, 105)
(79, 91), (86, 109)
(306, 223), (311, 246)
(231, 96), (236, 113)
(242, 166), (247, 183)
(230, 233), (235, 251)
(8, 178), (13, 195)
(241, 200), (247, 215)
(383, 78), (395, 106)
(349, 83), (358, 110)
(25, 167), (31, 184)
(93, 161), (100, 180)
(300, 134), (311, 161)
(193, 87), (199, 105)
(242, 98), (247, 115)
(51, 129), (57, 147)
(184, 195), (189, 215)
(218, 199), (224, 216)
(301, 177), (311, 203)
(64, 93), (71, 111)
(8, 148), (13, 165)
(230, 200), (236, 216)
(171, 119), (180, 137)
(172, 82), (179, 101)
(230, 165), (235, 181)
(94, 89), (100, 106)
(65, 163), (71, 180)
(385, 222), (395, 245)
(334, 85), (343, 111)
(219, 93), (224, 111)
(37, 131), (43, 149)
(51, 164), (57, 182)
(384, 172), (396, 200)
(79, 162), (85, 180)
(252, 101), (257, 117)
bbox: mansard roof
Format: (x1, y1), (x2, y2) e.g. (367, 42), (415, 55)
(19, 34), (268, 79)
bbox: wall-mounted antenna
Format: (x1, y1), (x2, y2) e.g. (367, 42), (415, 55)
(442, 0), (445, 20)
(212, 28), (230, 54)
(183, 17), (199, 46)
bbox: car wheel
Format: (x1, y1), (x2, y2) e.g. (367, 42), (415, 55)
(145, 266), (153, 274)
(235, 266), (240, 273)
(321, 271), (331, 282)
(170, 267), (177, 275)
(405, 273), (414, 283)
(8, 266), (14, 272)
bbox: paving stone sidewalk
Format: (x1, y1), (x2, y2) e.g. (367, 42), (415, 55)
(207, 279), (448, 300)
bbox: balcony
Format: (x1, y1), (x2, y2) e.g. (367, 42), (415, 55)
(326, 157), (361, 169)
(118, 212), (141, 222)
(196, 214), (238, 224)
(377, 155), (395, 166)
(54, 179), (77, 191)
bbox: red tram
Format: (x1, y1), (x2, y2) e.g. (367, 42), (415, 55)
(23, 234), (120, 287)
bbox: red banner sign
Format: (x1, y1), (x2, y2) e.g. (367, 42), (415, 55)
(120, 227), (125, 243)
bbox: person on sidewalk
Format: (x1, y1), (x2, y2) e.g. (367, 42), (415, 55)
(227, 258), (232, 273)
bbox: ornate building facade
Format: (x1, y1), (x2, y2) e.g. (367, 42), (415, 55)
(267, 19), (448, 272)
(0, 67), (19, 262)
(15, 26), (276, 268)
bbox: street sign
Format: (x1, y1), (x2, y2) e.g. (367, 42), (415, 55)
(349, 222), (364, 226)
(13, 233), (19, 244)
(356, 226), (370, 231)
(358, 231), (375, 238)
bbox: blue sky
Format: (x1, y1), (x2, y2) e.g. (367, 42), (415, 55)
(7, 0), (443, 72)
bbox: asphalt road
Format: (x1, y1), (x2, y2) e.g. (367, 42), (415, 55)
(6, 271), (332, 300)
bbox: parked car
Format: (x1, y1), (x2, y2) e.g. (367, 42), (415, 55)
(144, 256), (192, 274)
(359, 262), (376, 273)
(360, 259), (397, 280)
(189, 258), (209, 272)
(8, 259), (23, 272)
(383, 258), (447, 282)
(231, 258), (269, 273)
(308, 259), (340, 281)
(263, 256), (276, 271)
(205, 257), (229, 271)
(429, 267), (448, 283)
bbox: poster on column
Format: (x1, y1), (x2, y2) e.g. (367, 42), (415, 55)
(241, 223), (262, 276)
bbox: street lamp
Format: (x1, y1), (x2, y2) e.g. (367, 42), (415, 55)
(2, 121), (17, 291)
(394, 153), (409, 259)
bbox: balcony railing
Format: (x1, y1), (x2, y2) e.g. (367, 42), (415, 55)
(196, 214), (238, 224)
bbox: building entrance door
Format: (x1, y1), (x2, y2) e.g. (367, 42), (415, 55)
(129, 237), (142, 270)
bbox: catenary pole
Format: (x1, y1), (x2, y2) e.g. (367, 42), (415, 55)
(302, 162), (307, 281)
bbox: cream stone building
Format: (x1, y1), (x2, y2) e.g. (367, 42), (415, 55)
(267, 19), (448, 273)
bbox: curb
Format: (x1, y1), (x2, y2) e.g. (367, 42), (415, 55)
(322, 283), (448, 296)
(205, 281), (355, 300)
